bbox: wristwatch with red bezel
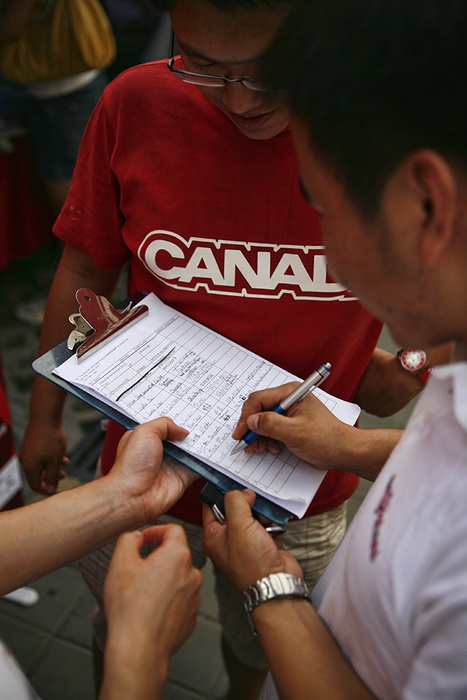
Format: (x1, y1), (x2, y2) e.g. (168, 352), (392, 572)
(397, 348), (432, 385)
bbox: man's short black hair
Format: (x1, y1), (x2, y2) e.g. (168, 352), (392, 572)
(262, 0), (467, 216)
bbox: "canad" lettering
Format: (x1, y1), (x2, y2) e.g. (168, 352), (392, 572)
(137, 230), (356, 301)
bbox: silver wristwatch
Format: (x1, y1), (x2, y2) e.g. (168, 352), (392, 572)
(243, 572), (311, 634)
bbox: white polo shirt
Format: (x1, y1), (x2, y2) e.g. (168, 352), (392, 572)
(315, 362), (467, 699)
(263, 362), (467, 700)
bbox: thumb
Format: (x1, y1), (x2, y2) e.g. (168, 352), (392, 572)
(223, 489), (257, 530)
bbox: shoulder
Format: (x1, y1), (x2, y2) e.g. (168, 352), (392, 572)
(97, 60), (212, 132)
(107, 60), (166, 90)
(103, 60), (203, 107)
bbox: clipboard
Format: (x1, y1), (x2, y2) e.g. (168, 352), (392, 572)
(33, 290), (293, 527)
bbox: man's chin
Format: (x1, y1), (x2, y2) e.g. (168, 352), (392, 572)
(227, 111), (289, 140)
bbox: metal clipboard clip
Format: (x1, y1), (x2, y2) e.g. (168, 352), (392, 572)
(67, 288), (149, 361)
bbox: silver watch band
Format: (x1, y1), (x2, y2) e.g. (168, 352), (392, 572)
(243, 572), (311, 635)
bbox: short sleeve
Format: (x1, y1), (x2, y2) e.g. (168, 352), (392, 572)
(53, 83), (129, 270)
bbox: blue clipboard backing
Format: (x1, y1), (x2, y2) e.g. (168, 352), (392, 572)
(32, 309), (293, 527)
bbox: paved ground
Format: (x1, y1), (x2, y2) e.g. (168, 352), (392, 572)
(0, 242), (417, 699)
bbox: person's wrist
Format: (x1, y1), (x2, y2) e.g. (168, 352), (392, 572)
(319, 422), (362, 472)
(396, 348), (432, 386)
(251, 594), (313, 635)
(27, 399), (65, 426)
(29, 381), (67, 418)
(228, 546), (291, 592)
(243, 572), (311, 634)
(102, 472), (146, 530)
(102, 635), (168, 699)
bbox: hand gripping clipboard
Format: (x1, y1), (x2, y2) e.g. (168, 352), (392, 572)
(32, 290), (293, 528)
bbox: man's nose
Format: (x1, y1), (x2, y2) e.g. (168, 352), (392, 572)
(219, 81), (262, 115)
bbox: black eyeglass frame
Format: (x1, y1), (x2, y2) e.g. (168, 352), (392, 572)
(166, 29), (269, 92)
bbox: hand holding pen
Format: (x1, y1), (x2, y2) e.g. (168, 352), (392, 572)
(231, 362), (331, 455)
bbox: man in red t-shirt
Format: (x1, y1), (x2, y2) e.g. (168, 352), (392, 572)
(19, 1), (431, 697)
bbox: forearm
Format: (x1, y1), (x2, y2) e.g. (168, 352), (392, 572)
(203, 493), (375, 699)
(37, 244), (120, 356)
(0, 477), (141, 595)
(334, 426), (402, 481)
(355, 344), (452, 417)
(204, 492), (377, 699)
(253, 599), (376, 700)
(355, 348), (421, 416)
(101, 637), (168, 700)
(29, 245), (120, 420)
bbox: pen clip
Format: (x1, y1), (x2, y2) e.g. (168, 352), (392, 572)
(296, 384), (319, 403)
(212, 504), (226, 525)
(199, 483), (286, 535)
(264, 524), (286, 536)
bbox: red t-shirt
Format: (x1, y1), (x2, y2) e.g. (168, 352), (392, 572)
(54, 61), (382, 525)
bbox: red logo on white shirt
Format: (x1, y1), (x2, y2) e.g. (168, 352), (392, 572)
(371, 475), (395, 560)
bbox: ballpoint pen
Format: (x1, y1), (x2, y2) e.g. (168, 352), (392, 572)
(230, 362), (331, 455)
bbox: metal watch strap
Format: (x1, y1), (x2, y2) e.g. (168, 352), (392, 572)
(243, 573), (311, 635)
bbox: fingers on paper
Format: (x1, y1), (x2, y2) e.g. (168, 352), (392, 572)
(118, 417), (189, 453)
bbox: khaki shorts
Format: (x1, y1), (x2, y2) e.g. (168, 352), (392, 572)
(80, 500), (347, 668)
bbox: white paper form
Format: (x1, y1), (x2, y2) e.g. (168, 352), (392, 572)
(54, 294), (360, 517)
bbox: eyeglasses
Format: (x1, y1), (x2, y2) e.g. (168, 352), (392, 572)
(167, 30), (269, 92)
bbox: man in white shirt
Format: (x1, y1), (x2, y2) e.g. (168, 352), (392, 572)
(203, 1), (467, 698)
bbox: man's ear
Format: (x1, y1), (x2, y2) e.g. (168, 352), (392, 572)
(407, 150), (458, 268)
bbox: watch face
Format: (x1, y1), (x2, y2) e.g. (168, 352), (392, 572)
(399, 348), (427, 372)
